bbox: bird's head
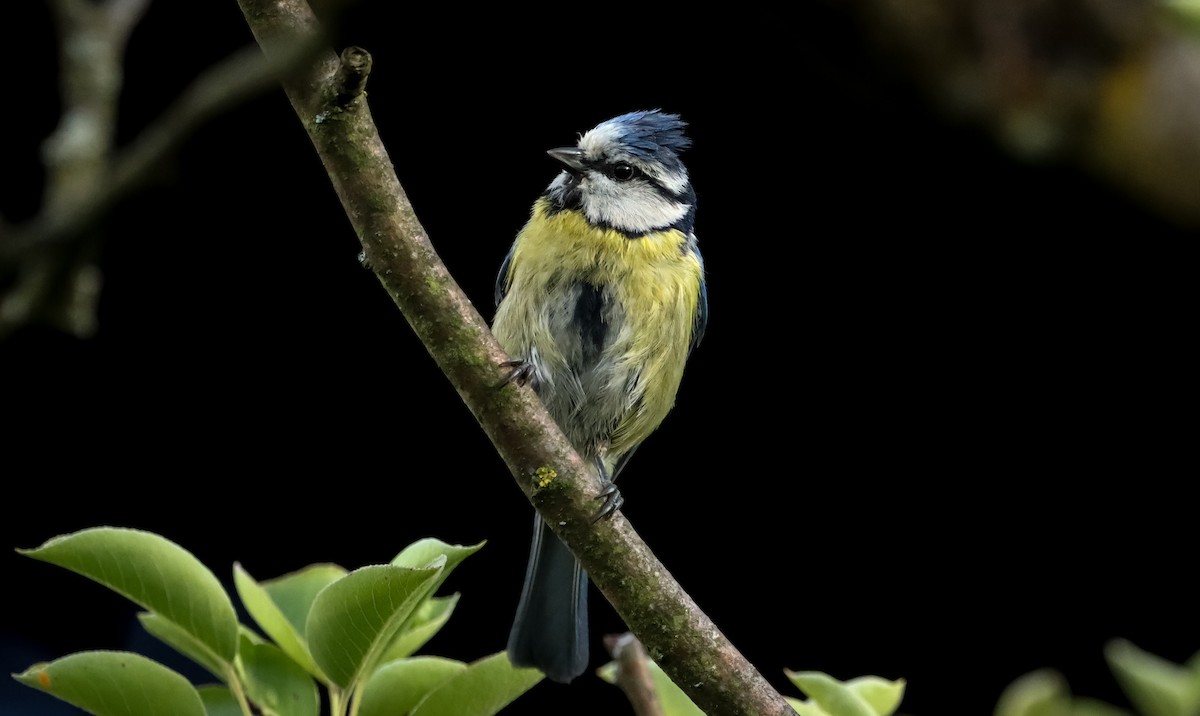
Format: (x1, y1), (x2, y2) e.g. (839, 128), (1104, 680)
(544, 109), (695, 237)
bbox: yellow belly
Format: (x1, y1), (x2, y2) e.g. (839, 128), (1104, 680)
(493, 200), (703, 458)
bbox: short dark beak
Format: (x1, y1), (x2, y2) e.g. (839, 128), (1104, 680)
(547, 147), (588, 173)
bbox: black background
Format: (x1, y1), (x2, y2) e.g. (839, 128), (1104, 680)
(2, 3), (1193, 715)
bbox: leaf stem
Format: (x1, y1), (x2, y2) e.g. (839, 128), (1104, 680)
(330, 686), (347, 716)
(224, 666), (255, 716)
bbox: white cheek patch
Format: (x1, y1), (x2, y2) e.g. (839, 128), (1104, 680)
(653, 168), (689, 195)
(581, 177), (689, 234)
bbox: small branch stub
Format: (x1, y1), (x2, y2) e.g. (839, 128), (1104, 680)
(605, 633), (665, 716)
(334, 46), (371, 105)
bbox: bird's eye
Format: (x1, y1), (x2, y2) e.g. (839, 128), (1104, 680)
(611, 163), (636, 182)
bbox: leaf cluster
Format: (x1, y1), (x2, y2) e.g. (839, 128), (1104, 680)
(12, 528), (542, 716)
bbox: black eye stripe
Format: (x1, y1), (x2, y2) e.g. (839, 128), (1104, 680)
(569, 156), (689, 202)
(598, 162), (643, 182)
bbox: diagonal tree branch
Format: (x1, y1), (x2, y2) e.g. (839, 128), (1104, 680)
(235, 2), (793, 715)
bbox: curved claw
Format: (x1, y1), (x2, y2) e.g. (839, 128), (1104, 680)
(592, 482), (624, 523)
(500, 359), (539, 389)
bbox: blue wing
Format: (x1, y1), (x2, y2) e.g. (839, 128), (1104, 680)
(691, 278), (707, 353)
(689, 239), (707, 353)
(495, 246), (516, 307)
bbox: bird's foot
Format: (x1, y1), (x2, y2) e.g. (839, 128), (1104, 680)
(593, 482), (624, 523)
(500, 359), (539, 389)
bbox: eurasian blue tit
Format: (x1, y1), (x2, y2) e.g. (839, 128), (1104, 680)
(494, 110), (707, 683)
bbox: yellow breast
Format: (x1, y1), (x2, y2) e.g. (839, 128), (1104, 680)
(494, 199), (703, 457)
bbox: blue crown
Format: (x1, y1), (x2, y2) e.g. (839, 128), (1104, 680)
(601, 110), (690, 170)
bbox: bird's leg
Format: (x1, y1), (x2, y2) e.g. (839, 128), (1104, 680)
(500, 359), (540, 389)
(592, 456), (624, 523)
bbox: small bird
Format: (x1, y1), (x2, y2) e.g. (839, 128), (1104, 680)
(494, 110), (707, 683)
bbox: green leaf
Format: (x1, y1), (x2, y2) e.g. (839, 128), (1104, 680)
(786, 671), (877, 716)
(844, 676), (906, 716)
(12, 650), (205, 716)
(597, 658), (704, 716)
(306, 562), (444, 689)
(994, 669), (1070, 716)
(1106, 639), (1200, 716)
(20, 528), (238, 662)
(391, 539), (484, 598)
(1189, 650), (1200, 682)
(239, 624), (266, 645)
(198, 686), (242, 716)
(380, 594), (461, 662)
(1073, 698), (1135, 716)
(408, 652), (542, 716)
(139, 612), (228, 682)
(358, 657), (467, 716)
(787, 696), (822, 715)
(1163, 0), (1200, 32)
(262, 563), (349, 635)
(234, 562), (344, 683)
(239, 636), (319, 716)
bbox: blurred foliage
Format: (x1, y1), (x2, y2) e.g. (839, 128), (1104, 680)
(848, 0), (1200, 226)
(997, 639), (1200, 716)
(1163, 0), (1200, 32)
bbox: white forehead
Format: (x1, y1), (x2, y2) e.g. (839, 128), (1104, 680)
(578, 121), (624, 160)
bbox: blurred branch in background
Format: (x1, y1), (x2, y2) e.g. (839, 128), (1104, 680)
(0, 0), (322, 340)
(0, 0), (152, 339)
(848, 0), (1200, 227)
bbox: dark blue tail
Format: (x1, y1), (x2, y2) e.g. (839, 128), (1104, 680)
(507, 513), (589, 683)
